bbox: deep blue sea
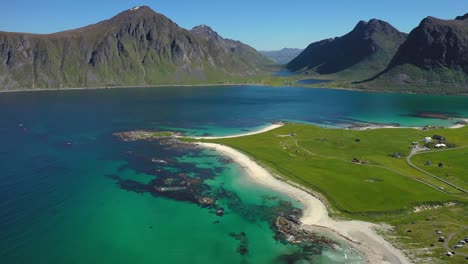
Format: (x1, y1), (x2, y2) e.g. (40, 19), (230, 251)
(1, 85), (467, 263)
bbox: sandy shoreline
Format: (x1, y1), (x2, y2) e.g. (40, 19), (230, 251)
(349, 118), (468, 131)
(196, 141), (411, 264)
(190, 122), (284, 139)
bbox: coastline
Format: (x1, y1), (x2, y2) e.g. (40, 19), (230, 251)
(0, 83), (265, 94)
(2, 82), (468, 97)
(197, 141), (411, 264)
(190, 122), (284, 139)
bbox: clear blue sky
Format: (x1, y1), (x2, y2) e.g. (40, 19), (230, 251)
(2, 0), (467, 50)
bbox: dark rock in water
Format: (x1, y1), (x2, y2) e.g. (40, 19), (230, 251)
(275, 216), (334, 246)
(408, 112), (460, 120)
(229, 232), (249, 256)
(218, 156), (234, 164)
(261, 195), (279, 201)
(216, 209), (224, 216)
(197, 197), (215, 205)
(154, 186), (187, 192)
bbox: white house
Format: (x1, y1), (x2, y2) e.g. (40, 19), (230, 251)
(424, 137), (432, 143)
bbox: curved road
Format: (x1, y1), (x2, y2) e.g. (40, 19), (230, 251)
(293, 139), (457, 195)
(444, 226), (468, 257)
(406, 146), (467, 193)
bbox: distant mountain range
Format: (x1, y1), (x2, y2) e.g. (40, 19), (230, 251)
(1, 6), (467, 94)
(260, 48), (304, 64)
(287, 14), (468, 94)
(359, 14), (468, 94)
(0, 6), (272, 90)
(287, 19), (407, 79)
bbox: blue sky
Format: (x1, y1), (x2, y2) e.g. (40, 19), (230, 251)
(2, 0), (467, 50)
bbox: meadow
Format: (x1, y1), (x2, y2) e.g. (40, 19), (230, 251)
(198, 123), (468, 262)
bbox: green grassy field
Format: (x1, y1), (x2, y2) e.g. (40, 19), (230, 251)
(411, 148), (468, 191)
(192, 123), (468, 263)
(205, 124), (467, 214)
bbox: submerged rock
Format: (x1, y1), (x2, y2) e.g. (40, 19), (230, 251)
(229, 232), (249, 256)
(197, 197), (215, 205)
(113, 130), (176, 141)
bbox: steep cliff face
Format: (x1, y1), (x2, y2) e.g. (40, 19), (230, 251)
(387, 15), (468, 72)
(359, 14), (468, 94)
(190, 25), (272, 73)
(0, 6), (271, 90)
(286, 19), (407, 79)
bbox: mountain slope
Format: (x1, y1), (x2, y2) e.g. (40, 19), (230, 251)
(359, 14), (468, 94)
(0, 6), (271, 90)
(286, 19), (407, 79)
(189, 25), (272, 73)
(260, 48), (304, 64)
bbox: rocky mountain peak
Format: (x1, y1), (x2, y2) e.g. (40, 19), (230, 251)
(0, 6), (271, 90)
(108, 5), (161, 24)
(353, 19), (401, 36)
(455, 13), (468, 21)
(190, 25), (221, 41)
(287, 18), (406, 77)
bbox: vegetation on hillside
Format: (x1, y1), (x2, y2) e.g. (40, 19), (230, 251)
(0, 6), (273, 91)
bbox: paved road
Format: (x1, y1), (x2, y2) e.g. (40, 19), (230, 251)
(292, 139), (454, 194)
(444, 226), (468, 257)
(406, 146), (467, 193)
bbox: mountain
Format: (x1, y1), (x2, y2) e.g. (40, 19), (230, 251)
(287, 19), (407, 79)
(359, 14), (468, 94)
(260, 48), (304, 64)
(189, 25), (272, 71)
(0, 6), (272, 90)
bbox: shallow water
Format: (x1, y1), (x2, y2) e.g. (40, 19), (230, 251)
(1, 85), (467, 263)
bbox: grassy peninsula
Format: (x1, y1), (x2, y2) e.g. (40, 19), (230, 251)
(193, 123), (468, 263)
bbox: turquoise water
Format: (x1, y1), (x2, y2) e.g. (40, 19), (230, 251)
(1, 85), (468, 263)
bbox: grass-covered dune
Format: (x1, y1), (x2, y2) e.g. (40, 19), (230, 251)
(204, 124), (468, 215)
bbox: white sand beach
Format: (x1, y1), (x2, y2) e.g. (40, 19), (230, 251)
(190, 122), (284, 139)
(449, 118), (468, 129)
(196, 141), (411, 264)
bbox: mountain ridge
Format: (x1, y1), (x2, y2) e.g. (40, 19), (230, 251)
(358, 13), (468, 94)
(286, 19), (407, 79)
(260, 48), (304, 64)
(0, 6), (272, 90)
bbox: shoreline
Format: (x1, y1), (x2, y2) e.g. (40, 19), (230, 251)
(197, 142), (411, 264)
(347, 118), (468, 130)
(2, 82), (468, 97)
(190, 122), (284, 139)
(0, 83), (266, 93)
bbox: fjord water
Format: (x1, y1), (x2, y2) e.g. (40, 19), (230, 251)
(1, 86), (468, 263)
